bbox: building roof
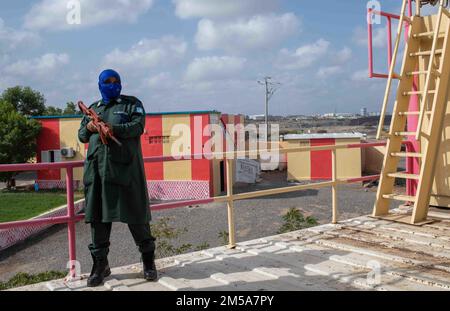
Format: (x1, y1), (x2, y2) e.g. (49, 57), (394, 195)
(31, 110), (221, 120)
(282, 133), (365, 140)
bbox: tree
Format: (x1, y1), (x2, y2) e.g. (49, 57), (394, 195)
(0, 100), (41, 188)
(63, 102), (78, 115)
(0, 86), (46, 116)
(44, 106), (63, 116)
(44, 102), (80, 116)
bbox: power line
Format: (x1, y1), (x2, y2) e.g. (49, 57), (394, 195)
(257, 76), (281, 141)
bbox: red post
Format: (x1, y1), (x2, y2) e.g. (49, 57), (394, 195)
(387, 16), (393, 67)
(368, 8), (374, 78)
(408, 0), (413, 17)
(66, 167), (77, 278)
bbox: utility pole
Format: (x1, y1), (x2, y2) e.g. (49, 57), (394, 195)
(257, 77), (281, 141)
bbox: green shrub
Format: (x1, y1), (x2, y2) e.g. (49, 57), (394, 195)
(151, 217), (209, 258)
(218, 230), (229, 245)
(0, 271), (67, 291)
(278, 208), (318, 234)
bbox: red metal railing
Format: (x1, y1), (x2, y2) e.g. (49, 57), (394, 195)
(0, 141), (414, 279)
(367, 0), (413, 78)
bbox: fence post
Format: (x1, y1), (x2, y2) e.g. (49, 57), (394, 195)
(332, 150), (338, 224)
(66, 167), (77, 279)
(226, 158), (236, 248)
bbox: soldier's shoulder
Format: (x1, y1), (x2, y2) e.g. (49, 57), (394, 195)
(121, 95), (146, 115)
(89, 100), (103, 109)
(121, 95), (143, 106)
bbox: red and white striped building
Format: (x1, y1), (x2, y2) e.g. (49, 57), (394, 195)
(33, 111), (244, 201)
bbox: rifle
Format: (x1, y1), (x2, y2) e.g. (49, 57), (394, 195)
(78, 101), (122, 146)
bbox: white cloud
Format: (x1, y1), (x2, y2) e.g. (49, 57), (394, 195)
(145, 72), (173, 89)
(353, 25), (386, 48)
(23, 0), (154, 31)
(276, 39), (330, 70)
(173, 0), (278, 19)
(102, 36), (187, 72)
(185, 56), (246, 81)
(195, 13), (300, 52)
(317, 66), (342, 78)
(351, 69), (369, 82)
(333, 47), (352, 64)
(0, 18), (40, 53)
(3, 53), (70, 77)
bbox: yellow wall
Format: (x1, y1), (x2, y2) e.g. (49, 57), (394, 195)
(59, 118), (85, 181)
(336, 138), (362, 179)
(162, 115), (192, 180)
(363, 145), (386, 175)
(212, 159), (223, 196)
(281, 139), (311, 181)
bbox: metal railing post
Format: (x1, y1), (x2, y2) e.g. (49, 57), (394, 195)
(332, 150), (338, 224)
(368, 8), (374, 78)
(225, 158), (236, 248)
(387, 16), (393, 66)
(66, 167), (77, 279)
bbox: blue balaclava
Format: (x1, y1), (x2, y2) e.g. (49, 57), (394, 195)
(98, 69), (122, 103)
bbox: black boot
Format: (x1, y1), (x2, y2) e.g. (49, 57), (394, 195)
(142, 251), (157, 281)
(87, 254), (111, 287)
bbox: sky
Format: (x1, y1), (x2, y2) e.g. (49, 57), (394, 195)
(0, 0), (431, 116)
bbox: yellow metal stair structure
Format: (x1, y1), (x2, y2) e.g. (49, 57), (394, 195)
(373, 1), (450, 225)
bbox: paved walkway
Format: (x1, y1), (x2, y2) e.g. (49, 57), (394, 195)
(11, 210), (450, 291)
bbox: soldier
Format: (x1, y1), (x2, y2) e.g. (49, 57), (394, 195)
(78, 69), (157, 287)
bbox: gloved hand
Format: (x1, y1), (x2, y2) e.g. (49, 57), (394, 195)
(87, 121), (98, 133)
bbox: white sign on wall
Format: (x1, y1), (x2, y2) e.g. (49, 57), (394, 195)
(235, 159), (260, 184)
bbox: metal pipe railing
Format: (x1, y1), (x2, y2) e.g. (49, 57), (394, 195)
(367, 0), (413, 80)
(0, 141), (411, 279)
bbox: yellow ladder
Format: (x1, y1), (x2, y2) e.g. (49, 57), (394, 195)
(373, 0), (450, 225)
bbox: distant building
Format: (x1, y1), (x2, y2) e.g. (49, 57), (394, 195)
(322, 112), (357, 119)
(294, 116), (311, 121)
(248, 114), (266, 121)
(360, 107), (368, 117)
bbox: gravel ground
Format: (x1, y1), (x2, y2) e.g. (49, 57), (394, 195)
(0, 171), (379, 282)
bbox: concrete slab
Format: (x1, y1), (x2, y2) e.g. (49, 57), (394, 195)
(8, 214), (450, 291)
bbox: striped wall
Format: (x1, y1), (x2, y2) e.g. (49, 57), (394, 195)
(142, 113), (216, 183)
(35, 112), (245, 200)
(282, 138), (362, 181)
